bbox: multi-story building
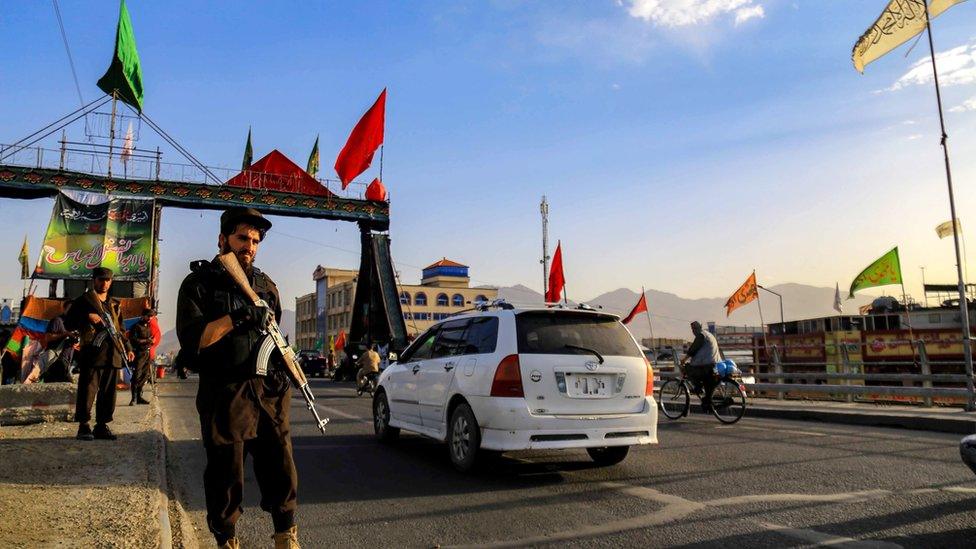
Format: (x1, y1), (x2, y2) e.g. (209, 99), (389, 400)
(294, 292), (317, 351)
(314, 258), (498, 346)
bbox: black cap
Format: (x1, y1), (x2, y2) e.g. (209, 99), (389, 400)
(220, 207), (272, 234)
(92, 267), (113, 280)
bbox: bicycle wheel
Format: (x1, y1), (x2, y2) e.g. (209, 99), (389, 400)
(658, 379), (690, 420)
(710, 379), (746, 424)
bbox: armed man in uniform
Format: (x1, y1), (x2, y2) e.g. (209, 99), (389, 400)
(67, 267), (134, 441)
(127, 307), (155, 405)
(176, 207), (300, 549)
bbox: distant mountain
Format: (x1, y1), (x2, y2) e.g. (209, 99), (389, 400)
(157, 308), (296, 355)
(499, 284), (876, 341)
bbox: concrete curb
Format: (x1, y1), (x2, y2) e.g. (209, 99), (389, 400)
(149, 397), (174, 549)
(152, 388), (199, 549)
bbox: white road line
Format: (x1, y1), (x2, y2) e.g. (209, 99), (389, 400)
(758, 521), (903, 548)
(730, 424), (829, 437)
(312, 403), (373, 426)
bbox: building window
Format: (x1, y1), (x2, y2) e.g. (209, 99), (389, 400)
(415, 292), (427, 306)
(452, 294), (464, 307)
(475, 294), (488, 304)
(437, 293), (449, 306)
(400, 292), (411, 305)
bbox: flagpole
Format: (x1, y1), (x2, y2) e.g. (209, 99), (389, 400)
(754, 270), (769, 353)
(107, 91), (118, 178)
(643, 286), (655, 359)
(923, 0), (975, 410)
(900, 279), (917, 362)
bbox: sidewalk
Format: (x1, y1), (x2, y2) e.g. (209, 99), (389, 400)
(744, 397), (976, 434)
(0, 389), (167, 549)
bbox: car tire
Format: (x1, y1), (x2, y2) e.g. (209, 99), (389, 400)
(447, 402), (481, 472)
(373, 391), (399, 442)
(586, 446), (630, 466)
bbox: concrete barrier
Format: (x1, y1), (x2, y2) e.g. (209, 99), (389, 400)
(0, 382), (76, 425)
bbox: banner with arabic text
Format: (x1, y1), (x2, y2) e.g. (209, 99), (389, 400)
(34, 193), (154, 280)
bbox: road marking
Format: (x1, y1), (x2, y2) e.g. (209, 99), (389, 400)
(730, 424), (829, 437)
(707, 490), (890, 507)
(312, 403), (373, 426)
(758, 521), (903, 548)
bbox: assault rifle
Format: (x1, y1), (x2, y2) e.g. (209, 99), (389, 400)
(96, 305), (131, 378)
(218, 252), (330, 434)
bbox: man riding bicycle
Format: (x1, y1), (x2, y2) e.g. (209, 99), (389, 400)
(680, 321), (723, 412)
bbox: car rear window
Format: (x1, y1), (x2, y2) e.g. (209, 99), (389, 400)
(516, 311), (640, 358)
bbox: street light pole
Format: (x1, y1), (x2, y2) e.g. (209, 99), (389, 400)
(758, 285), (786, 353)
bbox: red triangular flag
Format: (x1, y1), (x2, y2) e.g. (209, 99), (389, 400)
(334, 89), (386, 189)
(621, 292), (648, 325)
(545, 241), (565, 303)
(365, 178), (387, 202)
(335, 330), (346, 352)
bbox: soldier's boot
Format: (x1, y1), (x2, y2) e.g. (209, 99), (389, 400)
(273, 525), (300, 549)
(217, 538), (240, 549)
(129, 386), (137, 406)
(136, 389), (150, 405)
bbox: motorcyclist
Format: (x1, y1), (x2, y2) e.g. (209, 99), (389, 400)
(680, 321), (722, 411)
(356, 344), (381, 392)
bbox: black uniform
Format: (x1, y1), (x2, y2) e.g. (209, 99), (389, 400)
(175, 256), (295, 540)
(64, 291), (129, 427)
(128, 320), (154, 398)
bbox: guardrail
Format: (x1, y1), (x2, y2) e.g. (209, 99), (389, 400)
(649, 336), (976, 409)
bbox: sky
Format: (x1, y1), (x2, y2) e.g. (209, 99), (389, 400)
(2, 0), (976, 332)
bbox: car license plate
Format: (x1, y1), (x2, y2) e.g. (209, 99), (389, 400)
(567, 374), (611, 397)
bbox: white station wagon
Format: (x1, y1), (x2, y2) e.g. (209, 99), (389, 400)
(372, 302), (658, 471)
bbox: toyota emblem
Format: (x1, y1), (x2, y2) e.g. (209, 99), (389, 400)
(585, 361), (599, 371)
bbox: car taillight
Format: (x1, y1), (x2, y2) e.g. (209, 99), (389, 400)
(490, 354), (524, 397)
(644, 357), (654, 396)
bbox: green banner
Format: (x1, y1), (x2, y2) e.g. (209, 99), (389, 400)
(849, 247), (902, 298)
(35, 194), (154, 280)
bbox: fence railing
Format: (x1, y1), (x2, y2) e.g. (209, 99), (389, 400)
(649, 336), (976, 409)
(0, 143), (372, 201)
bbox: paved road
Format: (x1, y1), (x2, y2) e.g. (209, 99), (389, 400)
(158, 377), (976, 548)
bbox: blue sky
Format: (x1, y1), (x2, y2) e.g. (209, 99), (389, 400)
(2, 0), (976, 331)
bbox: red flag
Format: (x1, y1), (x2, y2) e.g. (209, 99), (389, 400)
(335, 330), (346, 352)
(365, 178), (387, 202)
(621, 293), (648, 325)
(334, 89), (386, 188)
(545, 241), (565, 303)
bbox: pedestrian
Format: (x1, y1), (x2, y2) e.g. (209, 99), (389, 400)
(127, 308), (155, 405)
(176, 207), (300, 549)
(39, 302), (79, 383)
(65, 267), (134, 441)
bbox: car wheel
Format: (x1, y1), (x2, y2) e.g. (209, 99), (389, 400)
(373, 391), (399, 442)
(448, 402), (481, 472)
(586, 446), (630, 466)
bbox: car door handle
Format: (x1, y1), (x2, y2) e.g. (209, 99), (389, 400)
(412, 364), (421, 375)
(444, 362), (455, 371)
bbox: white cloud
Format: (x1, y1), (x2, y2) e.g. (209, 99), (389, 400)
(949, 97), (976, 113)
(626, 0), (765, 27)
(888, 40), (976, 91)
(906, 134), (923, 140)
(733, 5), (764, 26)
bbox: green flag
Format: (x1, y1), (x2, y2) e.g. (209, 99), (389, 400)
(18, 235), (28, 279)
(242, 127), (253, 170)
(849, 247), (902, 298)
(96, 0), (144, 112)
(307, 135), (320, 178)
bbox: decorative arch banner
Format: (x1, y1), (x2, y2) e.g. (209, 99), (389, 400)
(34, 193), (154, 280)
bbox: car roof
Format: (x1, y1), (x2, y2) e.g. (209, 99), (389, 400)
(434, 306), (621, 325)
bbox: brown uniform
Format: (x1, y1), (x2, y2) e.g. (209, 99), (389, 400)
(175, 256), (295, 540)
(128, 320), (153, 393)
(64, 291), (129, 426)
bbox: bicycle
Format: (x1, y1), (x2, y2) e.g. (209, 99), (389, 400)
(658, 366), (747, 424)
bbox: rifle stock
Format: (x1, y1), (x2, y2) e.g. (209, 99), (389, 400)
(218, 252), (329, 433)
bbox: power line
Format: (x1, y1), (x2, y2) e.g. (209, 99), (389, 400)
(52, 0), (84, 107)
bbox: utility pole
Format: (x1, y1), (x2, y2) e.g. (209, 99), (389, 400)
(920, 266), (928, 307)
(540, 195), (550, 299)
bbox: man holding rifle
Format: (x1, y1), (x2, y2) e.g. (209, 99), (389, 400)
(176, 207), (300, 549)
(67, 267), (135, 441)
